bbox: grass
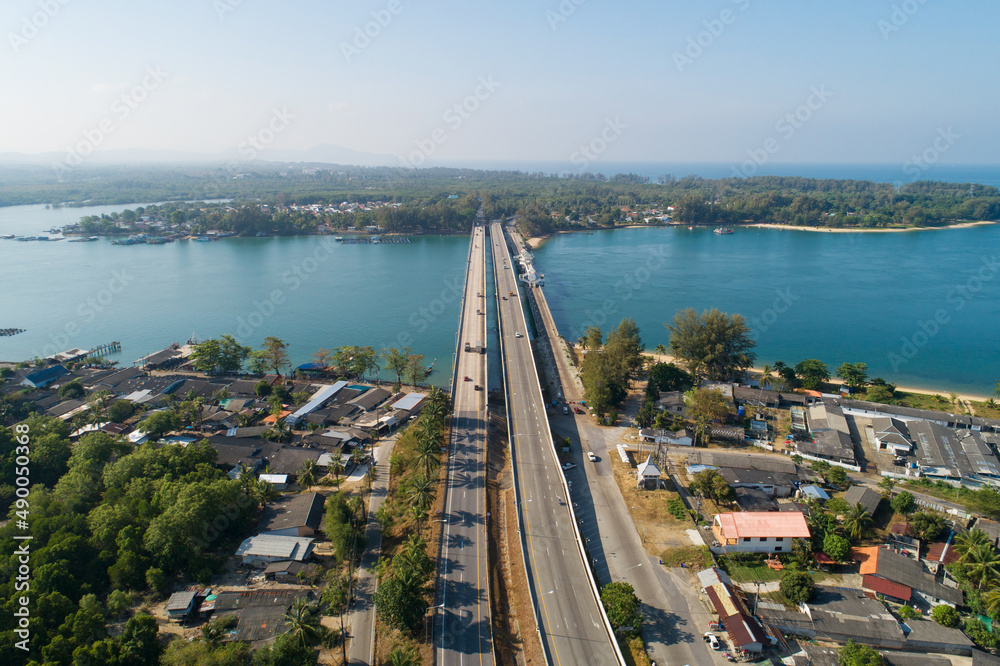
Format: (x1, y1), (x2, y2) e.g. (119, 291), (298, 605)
(619, 635), (651, 666)
(660, 545), (714, 570)
(726, 562), (784, 583)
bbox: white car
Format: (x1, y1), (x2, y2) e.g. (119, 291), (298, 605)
(514, 331), (523, 338)
(704, 633), (721, 650)
(561, 462), (576, 471)
(587, 451), (596, 462)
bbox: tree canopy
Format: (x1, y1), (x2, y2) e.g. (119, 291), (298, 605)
(665, 308), (756, 380)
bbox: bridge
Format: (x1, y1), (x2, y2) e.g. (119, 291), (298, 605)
(489, 220), (624, 665)
(434, 220), (493, 663)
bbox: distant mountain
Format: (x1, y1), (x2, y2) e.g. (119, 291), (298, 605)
(0, 144), (398, 168)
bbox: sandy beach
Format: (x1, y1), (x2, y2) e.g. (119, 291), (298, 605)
(580, 346), (994, 403)
(748, 220), (998, 233)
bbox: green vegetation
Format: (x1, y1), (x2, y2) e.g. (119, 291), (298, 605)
(600, 581), (643, 637)
(779, 571), (815, 604)
(890, 491), (915, 515)
(0, 420), (257, 661)
(795, 359), (830, 390)
(667, 497), (687, 520)
(688, 469), (735, 506)
(659, 546), (713, 570)
(931, 604), (960, 627)
(684, 388), (733, 447)
(903, 479), (1000, 519)
(838, 640), (885, 666)
(909, 511), (946, 541)
(579, 318), (645, 417)
(823, 533), (851, 562)
(665, 308), (755, 380)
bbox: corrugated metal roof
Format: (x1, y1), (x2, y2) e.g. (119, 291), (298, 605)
(716, 511), (810, 539)
(863, 574), (912, 601)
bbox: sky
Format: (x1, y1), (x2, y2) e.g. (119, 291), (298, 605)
(2, 0), (999, 171)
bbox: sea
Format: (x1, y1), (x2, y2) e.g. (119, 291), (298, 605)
(1, 162), (998, 394)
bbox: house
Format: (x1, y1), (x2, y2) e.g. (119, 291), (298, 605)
(688, 450), (806, 498)
(263, 560), (306, 580)
(165, 590), (199, 621)
(871, 417), (913, 455)
(635, 455), (661, 489)
(798, 485), (830, 501)
(390, 392), (427, 416)
(656, 391), (687, 416)
(801, 401), (857, 467)
(21, 365), (70, 388)
(698, 567), (769, 653)
(735, 487), (779, 512)
(854, 546), (963, 607)
(258, 493), (326, 537)
(286, 381), (348, 426)
(258, 474), (289, 490)
(902, 619), (974, 655)
(639, 428), (692, 446)
(346, 387), (391, 412)
(711, 511), (810, 553)
(211, 589), (313, 643)
(844, 485), (883, 516)
(235, 535), (315, 568)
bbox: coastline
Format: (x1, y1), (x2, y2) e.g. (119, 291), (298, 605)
(748, 220), (998, 234)
(585, 347), (994, 403)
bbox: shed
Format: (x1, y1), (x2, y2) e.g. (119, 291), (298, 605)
(635, 455), (661, 490)
(799, 485), (830, 501)
(165, 590), (198, 621)
(235, 535), (315, 568)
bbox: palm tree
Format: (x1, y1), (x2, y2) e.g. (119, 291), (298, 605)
(877, 476), (896, 498)
(758, 364), (773, 391)
(389, 645), (420, 666)
(954, 529), (992, 561)
(283, 597), (322, 648)
(236, 462), (256, 494)
(250, 477), (278, 510)
(329, 459), (346, 481)
(414, 439), (441, 477)
(965, 543), (1000, 590)
(407, 475), (435, 512)
(842, 503), (874, 541)
(983, 586), (1000, 616)
(298, 460), (319, 488)
(653, 343), (668, 358)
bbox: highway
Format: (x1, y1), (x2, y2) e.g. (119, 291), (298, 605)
(490, 221), (622, 666)
(435, 222), (493, 664)
(509, 228), (724, 666)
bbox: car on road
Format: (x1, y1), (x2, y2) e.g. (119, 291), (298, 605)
(562, 405), (570, 415)
(464, 376), (471, 381)
(561, 463), (576, 471)
(474, 384), (483, 391)
(587, 451), (597, 462)
(574, 407), (584, 414)
(514, 331), (523, 338)
(704, 633), (721, 650)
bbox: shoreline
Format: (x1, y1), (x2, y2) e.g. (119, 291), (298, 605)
(524, 220), (999, 247)
(583, 347), (994, 403)
(748, 220), (998, 233)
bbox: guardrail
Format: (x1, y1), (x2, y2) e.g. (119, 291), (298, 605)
(495, 224), (626, 666)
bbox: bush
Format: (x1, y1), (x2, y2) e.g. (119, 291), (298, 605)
(910, 512), (946, 541)
(823, 533), (851, 562)
(667, 498), (687, 520)
(931, 604), (960, 628)
(255, 380), (272, 397)
(891, 491), (915, 515)
(897, 605), (918, 620)
(779, 571), (815, 604)
(838, 639), (885, 665)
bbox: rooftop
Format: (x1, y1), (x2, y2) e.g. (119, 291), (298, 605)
(715, 511), (810, 539)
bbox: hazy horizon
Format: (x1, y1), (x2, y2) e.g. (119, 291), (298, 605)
(3, 0), (998, 172)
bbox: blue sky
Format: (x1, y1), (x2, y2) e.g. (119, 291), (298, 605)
(2, 0), (998, 168)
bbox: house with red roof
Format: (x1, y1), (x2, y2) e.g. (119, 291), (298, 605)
(711, 511), (810, 553)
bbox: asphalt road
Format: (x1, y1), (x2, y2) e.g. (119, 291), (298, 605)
(435, 223), (493, 665)
(509, 228), (725, 666)
(490, 221), (621, 666)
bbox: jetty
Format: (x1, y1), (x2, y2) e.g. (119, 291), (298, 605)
(338, 237), (410, 244)
(0, 328), (26, 337)
(89, 341), (121, 355)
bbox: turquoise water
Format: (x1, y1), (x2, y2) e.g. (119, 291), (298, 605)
(533, 226), (1000, 396)
(3, 203), (999, 395)
(0, 204), (467, 385)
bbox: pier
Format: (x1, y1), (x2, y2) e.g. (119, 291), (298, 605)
(337, 237), (410, 244)
(0, 328), (26, 337)
(89, 341), (121, 356)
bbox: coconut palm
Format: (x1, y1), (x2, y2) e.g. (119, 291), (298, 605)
(954, 529), (992, 561)
(389, 645), (420, 666)
(842, 503), (874, 541)
(983, 586), (1000, 616)
(283, 597), (322, 648)
(407, 475), (435, 512)
(298, 460), (319, 488)
(758, 364), (773, 391)
(964, 543), (1000, 590)
(653, 343), (668, 358)
(329, 459), (346, 481)
(877, 476), (896, 498)
(250, 477), (278, 509)
(414, 439), (441, 477)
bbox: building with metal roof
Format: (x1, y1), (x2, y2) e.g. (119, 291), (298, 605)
(258, 493), (325, 537)
(235, 535), (315, 567)
(712, 511), (810, 553)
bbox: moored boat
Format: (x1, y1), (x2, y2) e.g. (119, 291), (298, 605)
(714, 227), (734, 235)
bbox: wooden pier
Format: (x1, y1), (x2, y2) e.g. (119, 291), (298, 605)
(88, 341), (121, 356)
(0, 328), (26, 337)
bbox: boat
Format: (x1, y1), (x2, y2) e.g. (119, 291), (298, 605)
(371, 236), (381, 244)
(0, 234), (14, 239)
(145, 237), (167, 244)
(111, 234), (147, 246)
(69, 236), (100, 242)
(195, 236), (212, 242)
(334, 236), (344, 241)
(714, 227), (735, 235)
(688, 226), (694, 230)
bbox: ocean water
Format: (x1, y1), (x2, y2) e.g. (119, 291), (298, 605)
(533, 225), (1000, 397)
(0, 204), (467, 386)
